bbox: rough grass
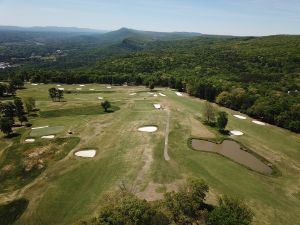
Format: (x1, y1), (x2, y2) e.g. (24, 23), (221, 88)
(0, 199), (29, 225)
(0, 137), (80, 193)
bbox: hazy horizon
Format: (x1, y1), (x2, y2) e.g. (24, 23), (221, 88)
(0, 0), (300, 36)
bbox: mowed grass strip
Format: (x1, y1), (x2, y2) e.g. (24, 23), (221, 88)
(40, 105), (120, 118)
(65, 90), (116, 94)
(0, 137), (80, 193)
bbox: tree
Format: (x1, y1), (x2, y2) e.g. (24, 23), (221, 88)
(208, 196), (253, 225)
(24, 97), (36, 113)
(18, 115), (28, 125)
(0, 83), (7, 97)
(48, 88), (64, 102)
(57, 89), (64, 102)
(9, 77), (24, 89)
(204, 102), (216, 125)
(49, 88), (57, 101)
(149, 82), (155, 91)
(0, 102), (15, 121)
(101, 100), (111, 112)
(14, 97), (25, 116)
(0, 117), (13, 136)
(217, 111), (228, 131)
(97, 192), (159, 225)
(163, 178), (209, 224)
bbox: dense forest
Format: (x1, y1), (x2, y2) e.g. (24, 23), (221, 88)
(1, 28), (299, 132)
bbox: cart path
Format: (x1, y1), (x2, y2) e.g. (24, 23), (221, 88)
(164, 110), (171, 161)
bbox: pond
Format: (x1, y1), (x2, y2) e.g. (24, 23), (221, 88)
(191, 139), (272, 174)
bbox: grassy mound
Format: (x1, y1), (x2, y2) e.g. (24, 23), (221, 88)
(0, 137), (80, 193)
(0, 198), (29, 225)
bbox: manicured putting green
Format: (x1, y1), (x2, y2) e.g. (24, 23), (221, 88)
(30, 126), (65, 137)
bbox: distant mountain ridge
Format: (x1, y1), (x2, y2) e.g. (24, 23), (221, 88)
(0, 25), (108, 33)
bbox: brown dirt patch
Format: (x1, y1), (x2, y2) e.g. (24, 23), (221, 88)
(190, 116), (215, 138)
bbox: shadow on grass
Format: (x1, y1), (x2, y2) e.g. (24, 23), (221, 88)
(0, 198), (29, 225)
(5, 133), (21, 139)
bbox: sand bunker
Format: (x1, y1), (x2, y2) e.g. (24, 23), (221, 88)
(76, 88), (82, 90)
(154, 94), (158, 97)
(153, 104), (161, 109)
(148, 92), (154, 95)
(75, 150), (96, 158)
(233, 115), (247, 120)
(57, 84), (61, 86)
(58, 88), (64, 91)
(230, 130), (244, 136)
(138, 126), (158, 133)
(79, 84), (85, 87)
(41, 135), (55, 139)
(252, 120), (266, 125)
(176, 92), (183, 96)
(25, 139), (35, 143)
(107, 86), (112, 89)
(31, 83), (38, 86)
(32, 126), (49, 130)
(129, 93), (137, 96)
(98, 97), (103, 100)
(89, 89), (95, 91)
(159, 93), (166, 97)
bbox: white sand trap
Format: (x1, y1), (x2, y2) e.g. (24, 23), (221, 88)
(75, 150), (96, 158)
(159, 93), (166, 97)
(153, 104), (161, 109)
(252, 120), (266, 125)
(57, 84), (61, 86)
(25, 139), (35, 143)
(107, 86), (112, 89)
(58, 88), (64, 91)
(89, 89), (95, 91)
(32, 126), (49, 130)
(31, 83), (38, 86)
(154, 94), (158, 97)
(98, 97), (103, 100)
(76, 88), (82, 90)
(233, 115), (247, 120)
(138, 126), (158, 133)
(41, 135), (55, 139)
(175, 92), (183, 96)
(129, 93), (136, 96)
(230, 130), (244, 136)
(79, 84), (85, 87)
(148, 92), (154, 95)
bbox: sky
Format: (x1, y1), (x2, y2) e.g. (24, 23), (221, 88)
(0, 0), (300, 36)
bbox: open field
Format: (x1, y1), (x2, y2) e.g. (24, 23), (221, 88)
(0, 84), (300, 225)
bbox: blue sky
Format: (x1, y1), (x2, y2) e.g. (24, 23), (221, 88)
(0, 0), (300, 35)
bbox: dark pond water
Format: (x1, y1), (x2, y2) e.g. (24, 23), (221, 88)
(191, 139), (272, 174)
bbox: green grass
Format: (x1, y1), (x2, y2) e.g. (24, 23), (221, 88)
(0, 199), (29, 225)
(40, 105), (120, 118)
(0, 84), (299, 225)
(30, 126), (65, 137)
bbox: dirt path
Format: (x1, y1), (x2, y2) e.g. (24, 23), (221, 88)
(164, 110), (171, 161)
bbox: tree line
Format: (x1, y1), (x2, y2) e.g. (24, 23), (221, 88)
(78, 178), (253, 225)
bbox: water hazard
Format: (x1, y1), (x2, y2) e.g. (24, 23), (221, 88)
(191, 139), (272, 174)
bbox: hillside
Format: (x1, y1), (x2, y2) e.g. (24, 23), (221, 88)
(0, 31), (299, 132)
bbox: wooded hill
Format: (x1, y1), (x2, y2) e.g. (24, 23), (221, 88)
(0, 29), (299, 132)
